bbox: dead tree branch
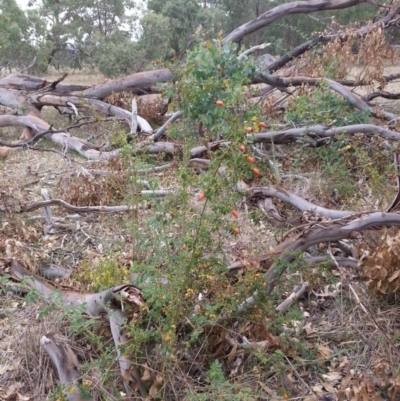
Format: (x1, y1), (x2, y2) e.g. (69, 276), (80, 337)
(238, 212), (400, 311)
(222, 0), (368, 45)
(10, 260), (148, 398)
(363, 90), (400, 101)
(0, 198), (150, 214)
(251, 186), (352, 219)
(0, 114), (121, 159)
(265, 5), (400, 74)
(253, 75), (398, 120)
(250, 123), (400, 144)
(276, 281), (309, 313)
(41, 333), (95, 401)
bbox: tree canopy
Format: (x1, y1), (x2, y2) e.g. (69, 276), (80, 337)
(0, 0), (384, 76)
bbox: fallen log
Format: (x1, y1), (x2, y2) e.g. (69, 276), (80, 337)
(250, 186), (352, 219)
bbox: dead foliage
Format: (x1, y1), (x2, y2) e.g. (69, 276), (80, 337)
(360, 227), (400, 295)
(105, 91), (168, 125)
(300, 24), (397, 83)
(57, 168), (127, 206)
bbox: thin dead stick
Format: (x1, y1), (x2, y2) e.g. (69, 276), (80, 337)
(0, 198), (150, 214)
(41, 188), (53, 236)
(131, 98), (138, 134)
(137, 163), (172, 173)
(327, 247), (400, 358)
(276, 281), (309, 313)
(154, 110), (183, 140)
(284, 355), (313, 395)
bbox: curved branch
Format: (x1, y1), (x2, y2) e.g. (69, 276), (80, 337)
(0, 115), (121, 160)
(222, 0), (368, 45)
(252, 75), (398, 120)
(238, 212), (400, 310)
(363, 90), (400, 101)
(41, 333), (94, 401)
(251, 186), (352, 219)
(10, 260), (148, 398)
(227, 255), (358, 276)
(238, 43), (271, 61)
(306, 256), (359, 269)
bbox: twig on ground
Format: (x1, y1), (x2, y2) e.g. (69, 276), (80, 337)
(0, 198), (150, 214)
(276, 281), (309, 313)
(137, 163), (172, 173)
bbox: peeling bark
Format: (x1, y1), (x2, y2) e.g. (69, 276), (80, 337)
(41, 333), (94, 401)
(9, 260), (148, 398)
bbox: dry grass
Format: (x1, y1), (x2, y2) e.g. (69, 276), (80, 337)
(42, 67), (106, 86)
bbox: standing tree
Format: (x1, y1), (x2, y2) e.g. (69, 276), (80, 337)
(27, 0), (139, 70)
(0, 0), (40, 72)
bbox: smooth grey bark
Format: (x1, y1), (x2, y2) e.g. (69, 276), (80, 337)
(222, 0), (368, 45)
(252, 75), (398, 121)
(83, 68), (174, 99)
(250, 186), (353, 219)
(250, 124), (400, 144)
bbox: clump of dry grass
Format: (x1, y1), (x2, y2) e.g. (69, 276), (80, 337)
(57, 169), (127, 206)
